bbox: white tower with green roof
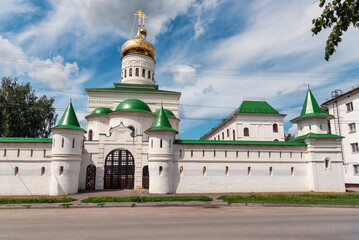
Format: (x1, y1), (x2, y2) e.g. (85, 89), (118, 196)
(50, 101), (86, 196)
(291, 89), (345, 192)
(146, 106), (178, 193)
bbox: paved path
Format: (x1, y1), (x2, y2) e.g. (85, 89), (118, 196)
(1, 207), (359, 240)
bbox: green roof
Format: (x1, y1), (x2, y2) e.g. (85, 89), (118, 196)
(115, 99), (152, 114)
(237, 101), (279, 114)
(291, 133), (344, 142)
(91, 107), (112, 115)
(0, 138), (52, 143)
(146, 106), (178, 133)
(52, 101), (86, 132)
(155, 108), (176, 118)
(174, 139), (306, 146)
(291, 89), (332, 122)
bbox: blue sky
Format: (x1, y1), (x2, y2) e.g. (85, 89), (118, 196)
(1, 0), (359, 139)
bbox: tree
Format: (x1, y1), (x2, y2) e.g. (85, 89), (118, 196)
(0, 77), (57, 138)
(285, 133), (295, 141)
(312, 0), (359, 60)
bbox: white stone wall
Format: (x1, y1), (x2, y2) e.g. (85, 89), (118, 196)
(0, 142), (52, 195)
(205, 114), (285, 141)
(297, 117), (329, 136)
(121, 54), (155, 85)
(326, 91), (359, 185)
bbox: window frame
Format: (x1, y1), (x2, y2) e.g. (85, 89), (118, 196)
(346, 102), (354, 112)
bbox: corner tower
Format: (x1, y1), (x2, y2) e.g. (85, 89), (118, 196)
(120, 10), (156, 85)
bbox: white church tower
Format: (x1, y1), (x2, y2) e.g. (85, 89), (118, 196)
(146, 106), (178, 193)
(50, 101), (86, 196)
(120, 10), (156, 85)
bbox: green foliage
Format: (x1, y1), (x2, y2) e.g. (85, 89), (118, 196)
(81, 195), (212, 203)
(0, 197), (76, 204)
(312, 0), (359, 60)
(0, 76), (57, 137)
(285, 133), (294, 141)
(218, 193), (359, 205)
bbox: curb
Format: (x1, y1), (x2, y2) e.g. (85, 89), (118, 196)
(1, 201), (359, 210)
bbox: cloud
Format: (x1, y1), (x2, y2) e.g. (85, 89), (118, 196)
(287, 124), (298, 137)
(0, 0), (37, 21)
(192, 0), (218, 38)
(0, 35), (80, 89)
(171, 64), (198, 85)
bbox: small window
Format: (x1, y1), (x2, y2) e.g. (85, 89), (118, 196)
(17, 149), (20, 158)
(236, 150), (239, 158)
(309, 125), (312, 130)
(274, 139), (279, 141)
(214, 150), (216, 158)
(218, 135), (220, 140)
(351, 143), (359, 153)
(14, 166), (19, 176)
(191, 150), (193, 157)
(290, 152), (293, 158)
(180, 166), (183, 176)
(88, 130), (93, 141)
(325, 159), (330, 169)
(248, 167), (251, 176)
(301, 152), (303, 158)
(233, 130), (235, 140)
(202, 150), (205, 157)
(291, 167), (294, 176)
(121, 71), (123, 79)
(225, 150), (227, 158)
(227, 129), (229, 137)
(203, 166), (206, 176)
(244, 127), (249, 137)
(124, 69), (127, 78)
(151, 140), (153, 148)
(152, 72), (154, 81)
(258, 151), (260, 158)
(280, 151), (282, 158)
(43, 149), (46, 158)
(349, 123), (356, 133)
(269, 167), (273, 176)
(3, 148), (6, 157)
(159, 166), (163, 176)
(135, 68), (139, 76)
(346, 102), (354, 112)
(320, 124), (323, 130)
(247, 150), (249, 158)
(62, 138), (64, 148)
(30, 149), (33, 157)
(129, 68), (132, 77)
(59, 166), (64, 176)
(354, 165), (359, 175)
(142, 68), (145, 77)
(269, 151), (272, 158)
(72, 138), (75, 148)
(41, 167), (45, 176)
(273, 124), (278, 133)
(160, 139), (163, 148)
(222, 132), (224, 140)
(148, 70), (150, 79)
(225, 166), (229, 176)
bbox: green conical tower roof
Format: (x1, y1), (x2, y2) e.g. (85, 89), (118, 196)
(146, 106), (178, 133)
(291, 88), (332, 123)
(52, 101), (86, 131)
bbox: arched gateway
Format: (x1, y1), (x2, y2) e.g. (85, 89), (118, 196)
(104, 149), (134, 189)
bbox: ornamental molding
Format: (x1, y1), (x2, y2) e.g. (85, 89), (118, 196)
(149, 153), (173, 157)
(89, 97), (179, 104)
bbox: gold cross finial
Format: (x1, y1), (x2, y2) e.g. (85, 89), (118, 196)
(142, 13), (148, 28)
(135, 10), (144, 27)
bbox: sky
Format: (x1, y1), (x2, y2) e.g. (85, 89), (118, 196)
(1, 0), (359, 139)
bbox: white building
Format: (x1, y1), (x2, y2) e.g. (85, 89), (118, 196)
(323, 86), (359, 186)
(0, 12), (346, 195)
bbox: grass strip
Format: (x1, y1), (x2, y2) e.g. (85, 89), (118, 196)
(0, 197), (77, 204)
(81, 196), (212, 203)
(218, 193), (359, 205)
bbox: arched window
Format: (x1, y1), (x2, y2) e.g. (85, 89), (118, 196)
(17, 149), (20, 157)
(135, 68), (139, 76)
(142, 69), (145, 77)
(274, 139), (279, 141)
(62, 138), (64, 148)
(191, 150), (193, 157)
(269, 167), (273, 176)
(128, 126), (135, 137)
(179, 166), (183, 176)
(14, 166), (19, 176)
(227, 129), (229, 137)
(30, 149), (33, 157)
(129, 68), (132, 77)
(72, 138), (75, 148)
(222, 132), (224, 140)
(3, 149), (6, 157)
(233, 130), (236, 140)
(59, 166), (64, 176)
(247, 167), (251, 176)
(291, 167), (294, 176)
(160, 139), (163, 148)
(244, 127), (249, 136)
(88, 130), (93, 141)
(159, 166), (163, 176)
(325, 158), (330, 169)
(152, 72), (154, 81)
(124, 69), (127, 78)
(148, 70), (150, 79)
(273, 123), (278, 133)
(203, 166), (206, 176)
(225, 166), (229, 176)
(43, 149), (46, 157)
(41, 167), (45, 176)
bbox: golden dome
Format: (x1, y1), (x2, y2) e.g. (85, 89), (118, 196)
(121, 28), (156, 60)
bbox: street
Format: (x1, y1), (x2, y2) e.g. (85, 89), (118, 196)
(1, 206), (359, 240)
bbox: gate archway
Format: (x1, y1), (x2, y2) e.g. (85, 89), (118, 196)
(104, 149), (134, 189)
(85, 164), (96, 190)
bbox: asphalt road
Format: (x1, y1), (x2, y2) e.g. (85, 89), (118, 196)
(1, 206), (359, 240)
